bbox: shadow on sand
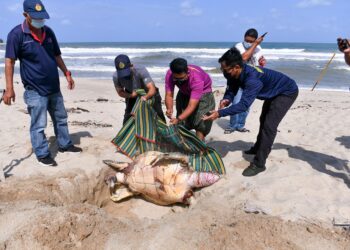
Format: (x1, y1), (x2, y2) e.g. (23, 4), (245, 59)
(335, 136), (350, 149)
(49, 131), (93, 158)
(274, 143), (350, 188)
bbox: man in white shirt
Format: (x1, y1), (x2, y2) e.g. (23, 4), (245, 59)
(224, 28), (266, 134)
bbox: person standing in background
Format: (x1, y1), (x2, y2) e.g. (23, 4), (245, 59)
(4, 0), (82, 167)
(225, 28), (267, 134)
(337, 38), (350, 66)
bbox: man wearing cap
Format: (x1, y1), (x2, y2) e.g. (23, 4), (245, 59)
(3, 0), (82, 167)
(113, 54), (166, 125)
(165, 58), (215, 141)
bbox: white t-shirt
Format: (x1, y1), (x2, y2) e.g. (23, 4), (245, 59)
(235, 42), (264, 67)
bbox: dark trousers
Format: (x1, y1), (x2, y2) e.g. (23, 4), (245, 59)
(123, 92), (166, 125)
(252, 91), (298, 167)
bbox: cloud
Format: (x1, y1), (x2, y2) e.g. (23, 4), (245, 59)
(180, 0), (202, 17)
(7, 3), (21, 12)
(297, 0), (332, 8)
(61, 19), (71, 25)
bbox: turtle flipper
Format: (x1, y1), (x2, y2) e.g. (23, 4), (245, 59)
(150, 152), (190, 167)
(110, 186), (135, 202)
(103, 160), (129, 170)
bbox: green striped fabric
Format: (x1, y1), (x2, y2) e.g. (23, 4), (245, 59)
(112, 90), (226, 175)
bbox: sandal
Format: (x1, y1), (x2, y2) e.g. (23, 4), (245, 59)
(224, 128), (236, 134)
(236, 128), (250, 133)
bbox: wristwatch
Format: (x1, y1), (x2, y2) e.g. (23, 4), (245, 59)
(65, 70), (72, 77)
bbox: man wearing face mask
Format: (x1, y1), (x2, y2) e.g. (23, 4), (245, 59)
(113, 54), (166, 125)
(165, 58), (215, 141)
(203, 48), (298, 176)
(4, 0), (82, 167)
(225, 28), (267, 134)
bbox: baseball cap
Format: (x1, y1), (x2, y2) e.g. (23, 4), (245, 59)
(23, 0), (50, 19)
(114, 54), (132, 78)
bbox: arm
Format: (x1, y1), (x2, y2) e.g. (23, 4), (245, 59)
(115, 87), (132, 98)
(143, 82), (156, 100)
(218, 79), (263, 118)
(219, 80), (239, 109)
(165, 70), (175, 118)
(240, 36), (264, 62)
(138, 67), (156, 100)
(48, 28), (74, 90)
(56, 55), (75, 90)
(171, 76), (203, 124)
(3, 58), (16, 105)
(337, 38), (350, 66)
(113, 74), (136, 99)
(3, 30), (20, 105)
(178, 98), (200, 121)
(165, 91), (174, 119)
(345, 51), (350, 66)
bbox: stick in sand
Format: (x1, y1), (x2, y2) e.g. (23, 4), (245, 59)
(311, 53), (336, 91)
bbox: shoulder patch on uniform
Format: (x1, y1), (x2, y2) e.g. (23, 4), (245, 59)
(254, 66), (264, 73)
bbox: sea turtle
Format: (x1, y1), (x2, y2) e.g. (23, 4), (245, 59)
(103, 151), (221, 205)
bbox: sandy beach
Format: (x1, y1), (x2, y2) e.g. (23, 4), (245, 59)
(0, 76), (349, 249)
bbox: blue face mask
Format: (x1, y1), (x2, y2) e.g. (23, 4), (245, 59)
(31, 19), (45, 29)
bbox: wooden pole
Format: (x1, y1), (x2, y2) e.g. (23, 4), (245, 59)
(311, 53), (336, 91)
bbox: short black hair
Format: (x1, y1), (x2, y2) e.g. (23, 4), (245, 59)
(244, 28), (258, 39)
(170, 58), (188, 74)
(218, 47), (243, 68)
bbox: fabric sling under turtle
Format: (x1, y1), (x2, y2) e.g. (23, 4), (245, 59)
(111, 89), (225, 175)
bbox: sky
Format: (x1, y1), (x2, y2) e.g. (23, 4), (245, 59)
(0, 0), (348, 43)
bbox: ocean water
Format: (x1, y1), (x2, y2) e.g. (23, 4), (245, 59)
(1, 42), (350, 91)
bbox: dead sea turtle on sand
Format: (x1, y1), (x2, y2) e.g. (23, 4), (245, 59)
(103, 151), (221, 205)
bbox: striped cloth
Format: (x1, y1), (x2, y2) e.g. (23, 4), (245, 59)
(112, 90), (226, 175)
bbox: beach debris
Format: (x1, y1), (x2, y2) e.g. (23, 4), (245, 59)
(97, 98), (109, 102)
(66, 107), (90, 114)
(243, 202), (270, 215)
(70, 120), (112, 128)
(291, 104), (312, 110)
(103, 151), (221, 205)
(332, 218), (350, 230)
(311, 52), (336, 91)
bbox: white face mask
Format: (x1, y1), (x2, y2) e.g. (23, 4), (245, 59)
(243, 41), (252, 49)
(31, 19), (45, 29)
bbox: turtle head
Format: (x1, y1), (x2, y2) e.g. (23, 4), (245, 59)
(188, 172), (220, 188)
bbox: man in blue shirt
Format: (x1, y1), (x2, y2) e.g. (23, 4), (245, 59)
(3, 0), (82, 166)
(203, 48), (298, 176)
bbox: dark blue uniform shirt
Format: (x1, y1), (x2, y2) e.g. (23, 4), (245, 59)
(218, 64), (299, 117)
(5, 21), (61, 96)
